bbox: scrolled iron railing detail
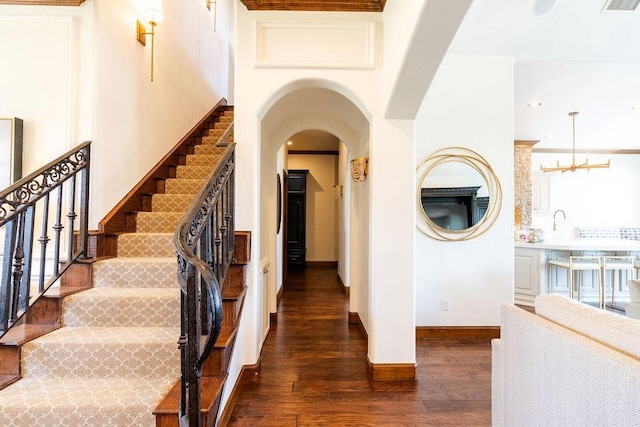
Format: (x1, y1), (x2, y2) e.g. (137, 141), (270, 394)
(174, 143), (235, 427)
(0, 141), (91, 337)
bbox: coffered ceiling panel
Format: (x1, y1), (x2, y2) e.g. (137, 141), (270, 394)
(240, 0), (386, 12)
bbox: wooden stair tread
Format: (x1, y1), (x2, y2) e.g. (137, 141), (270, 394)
(222, 285), (247, 300)
(44, 285), (92, 298)
(153, 376), (226, 415)
(215, 326), (237, 348)
(0, 323), (60, 346)
(0, 374), (20, 389)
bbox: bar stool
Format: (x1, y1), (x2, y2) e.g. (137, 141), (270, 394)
(547, 255), (602, 303)
(602, 255), (635, 310)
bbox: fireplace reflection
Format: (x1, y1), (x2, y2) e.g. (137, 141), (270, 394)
(421, 186), (488, 230)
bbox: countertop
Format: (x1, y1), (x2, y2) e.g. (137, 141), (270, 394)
(515, 239), (640, 251)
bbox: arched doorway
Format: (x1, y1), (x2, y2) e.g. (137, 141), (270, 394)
(258, 83), (371, 339)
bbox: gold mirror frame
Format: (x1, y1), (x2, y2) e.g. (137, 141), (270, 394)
(416, 147), (502, 241)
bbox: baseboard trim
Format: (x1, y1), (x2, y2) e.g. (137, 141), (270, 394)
(366, 355), (416, 382)
(337, 273), (349, 295)
(218, 357), (262, 425)
(349, 311), (368, 345)
(416, 326), (500, 339)
(306, 261), (338, 267)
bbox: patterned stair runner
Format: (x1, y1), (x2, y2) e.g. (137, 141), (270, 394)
(0, 110), (233, 426)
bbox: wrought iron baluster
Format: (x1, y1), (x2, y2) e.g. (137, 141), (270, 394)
(38, 194), (51, 293)
(1, 218), (18, 331)
(19, 205), (36, 313)
(66, 174), (77, 263)
(78, 145), (90, 258)
(52, 186), (64, 276)
(10, 212), (26, 322)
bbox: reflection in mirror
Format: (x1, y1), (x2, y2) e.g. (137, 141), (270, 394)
(420, 162), (489, 230)
(416, 147), (502, 241)
(0, 118), (23, 189)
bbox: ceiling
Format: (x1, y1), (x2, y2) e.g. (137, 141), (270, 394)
(287, 129), (340, 152)
(449, 0), (640, 150)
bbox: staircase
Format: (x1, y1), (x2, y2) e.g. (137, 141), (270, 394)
(0, 107), (247, 426)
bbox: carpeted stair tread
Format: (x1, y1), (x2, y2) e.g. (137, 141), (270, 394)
(164, 178), (206, 194)
(135, 211), (184, 233)
(185, 154), (221, 167)
(151, 193), (194, 213)
(175, 165), (217, 180)
(62, 288), (180, 327)
(0, 376), (177, 427)
(93, 257), (177, 288)
(21, 326), (180, 379)
(117, 233), (174, 258)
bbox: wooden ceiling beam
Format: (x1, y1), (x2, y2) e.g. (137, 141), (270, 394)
(0, 0), (86, 5)
(240, 0), (386, 12)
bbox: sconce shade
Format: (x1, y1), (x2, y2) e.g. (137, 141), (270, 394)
(333, 184), (343, 199)
(145, 0), (164, 24)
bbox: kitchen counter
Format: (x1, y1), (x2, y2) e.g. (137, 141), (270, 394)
(515, 239), (640, 252)
(514, 239), (640, 306)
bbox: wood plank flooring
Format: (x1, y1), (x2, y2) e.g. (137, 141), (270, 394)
(227, 266), (492, 426)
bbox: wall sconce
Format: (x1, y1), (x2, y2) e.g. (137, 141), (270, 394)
(350, 157), (368, 182)
(137, 0), (164, 81)
(333, 184), (343, 199)
(207, 0), (218, 32)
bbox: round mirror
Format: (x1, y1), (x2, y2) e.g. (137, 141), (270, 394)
(416, 147), (502, 241)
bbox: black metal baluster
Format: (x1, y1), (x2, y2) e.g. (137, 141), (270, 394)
(52, 186), (64, 276)
(19, 205), (36, 312)
(66, 175), (77, 263)
(38, 194), (51, 293)
(1, 219), (17, 331)
(10, 212), (25, 322)
(78, 146), (90, 258)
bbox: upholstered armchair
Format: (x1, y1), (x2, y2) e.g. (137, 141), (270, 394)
(626, 279), (640, 319)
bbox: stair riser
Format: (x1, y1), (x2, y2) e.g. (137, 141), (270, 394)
(201, 345), (233, 377)
(222, 299), (242, 327)
(117, 234), (175, 258)
(136, 212), (182, 233)
(22, 342), (180, 378)
(185, 156), (221, 167)
(151, 194), (193, 213)
(62, 295), (180, 328)
(164, 179), (205, 194)
(175, 166), (214, 180)
(194, 145), (225, 156)
(93, 259), (178, 288)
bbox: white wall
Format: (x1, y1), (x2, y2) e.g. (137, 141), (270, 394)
(338, 142), (350, 286)
(92, 0), (231, 227)
(415, 55), (515, 326)
(532, 152), (640, 230)
(0, 5), (94, 176)
(0, 1), (231, 229)
(288, 154), (338, 262)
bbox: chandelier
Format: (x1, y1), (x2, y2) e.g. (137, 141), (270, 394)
(540, 112), (610, 173)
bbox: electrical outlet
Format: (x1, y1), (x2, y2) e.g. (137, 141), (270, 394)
(441, 299), (451, 311)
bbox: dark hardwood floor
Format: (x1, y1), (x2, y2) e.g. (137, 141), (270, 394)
(227, 266), (492, 426)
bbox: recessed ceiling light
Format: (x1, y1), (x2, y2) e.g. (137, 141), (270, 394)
(287, 141), (293, 146)
(533, 0), (559, 15)
(528, 101), (543, 108)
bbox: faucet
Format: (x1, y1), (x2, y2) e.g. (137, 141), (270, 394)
(553, 209), (566, 231)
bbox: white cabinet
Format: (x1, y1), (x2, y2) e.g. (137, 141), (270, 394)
(532, 172), (551, 213)
(514, 247), (546, 306)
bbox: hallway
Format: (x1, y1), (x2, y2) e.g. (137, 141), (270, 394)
(228, 267), (492, 426)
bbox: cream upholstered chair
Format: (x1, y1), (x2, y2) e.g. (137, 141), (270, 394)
(547, 256), (602, 304)
(625, 279), (640, 319)
(602, 255), (635, 310)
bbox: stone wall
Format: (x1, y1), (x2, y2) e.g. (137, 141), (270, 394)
(514, 141), (537, 229)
